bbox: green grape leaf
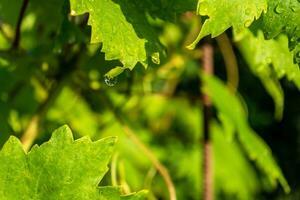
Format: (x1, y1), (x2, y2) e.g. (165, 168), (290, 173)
(236, 29), (300, 119)
(140, 0), (198, 21)
(187, 0), (267, 49)
(202, 74), (290, 193)
(251, 0), (300, 63)
(0, 125), (147, 199)
(99, 187), (147, 200)
(69, 0), (162, 69)
(212, 122), (260, 199)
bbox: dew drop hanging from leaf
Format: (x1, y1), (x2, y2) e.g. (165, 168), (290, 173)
(103, 66), (125, 87)
(104, 75), (118, 87)
(151, 52), (160, 65)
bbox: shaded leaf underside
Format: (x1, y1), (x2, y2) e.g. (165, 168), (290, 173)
(237, 29), (300, 119)
(203, 75), (290, 193)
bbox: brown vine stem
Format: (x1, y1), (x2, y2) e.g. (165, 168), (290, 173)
(202, 43), (214, 200)
(216, 33), (239, 93)
(12, 0), (29, 49)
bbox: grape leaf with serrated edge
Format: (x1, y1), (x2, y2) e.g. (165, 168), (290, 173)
(202, 74), (290, 193)
(187, 0), (267, 49)
(250, 0), (300, 64)
(0, 125), (147, 200)
(69, 0), (163, 69)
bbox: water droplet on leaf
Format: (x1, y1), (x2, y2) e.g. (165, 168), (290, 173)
(103, 66), (125, 87)
(104, 75), (117, 87)
(105, 66), (125, 78)
(274, 4), (284, 14)
(290, 5), (297, 12)
(244, 19), (252, 27)
(151, 52), (160, 64)
(245, 8), (251, 15)
(65, 176), (73, 184)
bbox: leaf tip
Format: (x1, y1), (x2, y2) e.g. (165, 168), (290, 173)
(51, 124), (74, 142)
(94, 136), (118, 150)
(1, 136), (24, 154)
(186, 43), (196, 50)
(105, 136), (118, 146)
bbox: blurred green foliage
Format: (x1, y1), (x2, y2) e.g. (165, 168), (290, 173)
(0, 0), (300, 199)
